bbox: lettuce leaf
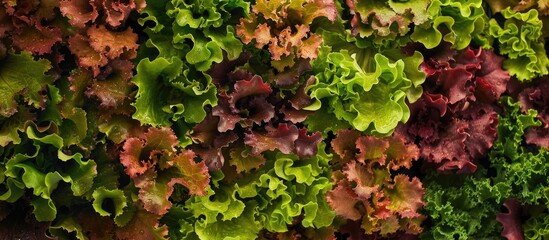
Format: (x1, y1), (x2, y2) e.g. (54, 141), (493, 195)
(489, 97), (549, 204)
(171, 145), (335, 239)
(138, 0), (248, 71)
(346, 0), (430, 45)
(327, 129), (425, 237)
(306, 46), (425, 135)
(517, 78), (549, 149)
(421, 170), (510, 239)
(0, 52), (53, 118)
(489, 8), (549, 81)
(120, 127), (210, 215)
(400, 46), (507, 173)
(132, 57), (217, 126)
(236, 0), (337, 71)
(411, 0), (490, 50)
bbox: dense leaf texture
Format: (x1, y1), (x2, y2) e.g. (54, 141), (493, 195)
(411, 0), (490, 49)
(489, 8), (549, 81)
(327, 130), (424, 237)
(120, 127), (210, 215)
(165, 146), (335, 239)
(421, 170), (509, 239)
(306, 47), (425, 135)
(400, 46), (508, 173)
(347, 0), (430, 45)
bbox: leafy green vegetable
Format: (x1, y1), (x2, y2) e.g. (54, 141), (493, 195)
(421, 169), (510, 239)
(0, 52), (53, 117)
(306, 46), (424, 135)
(489, 97), (549, 204)
(132, 57), (217, 126)
(139, 0), (248, 71)
(411, 0), (490, 49)
(169, 145), (335, 239)
(489, 8), (549, 81)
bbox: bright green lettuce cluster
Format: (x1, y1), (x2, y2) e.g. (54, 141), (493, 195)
(305, 46), (425, 136)
(163, 146), (335, 240)
(138, 0), (248, 69)
(1, 126), (97, 222)
(411, 0), (490, 49)
(132, 57), (217, 127)
(132, 0), (249, 127)
(489, 8), (549, 81)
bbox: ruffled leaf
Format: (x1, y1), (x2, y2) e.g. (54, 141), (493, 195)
(236, 0), (336, 70)
(307, 48), (424, 135)
(132, 57), (217, 126)
(0, 52), (53, 117)
(489, 8), (549, 81)
(496, 199), (524, 240)
(244, 123), (299, 155)
(411, 0), (489, 50)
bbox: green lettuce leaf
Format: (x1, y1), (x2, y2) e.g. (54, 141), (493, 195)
(489, 8), (549, 81)
(0, 52), (53, 118)
(175, 144), (335, 239)
(489, 97), (549, 204)
(132, 57), (217, 126)
(138, 0), (248, 71)
(305, 46), (424, 135)
(421, 169), (510, 239)
(2, 126), (97, 222)
(411, 0), (490, 50)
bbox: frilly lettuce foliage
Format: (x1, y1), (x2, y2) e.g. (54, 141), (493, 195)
(132, 57), (217, 127)
(162, 145), (335, 240)
(1, 126), (97, 222)
(139, 0), (248, 70)
(327, 130), (425, 237)
(421, 169), (510, 239)
(346, 0), (430, 46)
(489, 97), (549, 204)
(489, 8), (549, 81)
(133, 0), (249, 126)
(132, 0), (249, 126)
(305, 45), (425, 135)
(236, 0), (337, 71)
(411, 0), (490, 50)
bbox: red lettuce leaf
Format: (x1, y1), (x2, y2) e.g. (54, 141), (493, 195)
(189, 114), (238, 169)
(518, 79), (549, 149)
(294, 128), (322, 158)
(228, 75), (273, 110)
(496, 199), (524, 240)
(85, 59), (134, 109)
(68, 34), (108, 76)
(87, 25), (138, 60)
(332, 129), (361, 164)
(402, 47), (508, 173)
(244, 123), (299, 155)
(327, 130), (424, 236)
(102, 0), (146, 28)
(120, 127), (178, 178)
(60, 0), (99, 28)
(326, 182), (361, 221)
